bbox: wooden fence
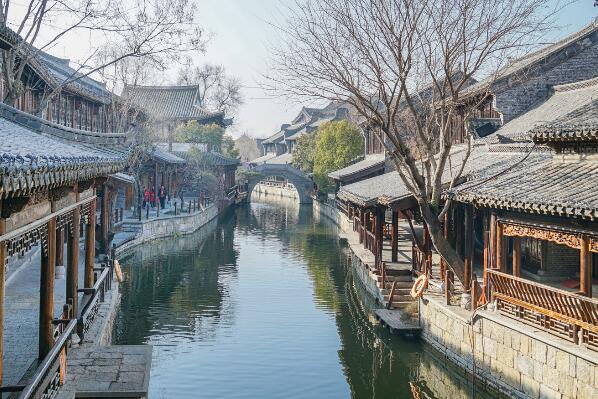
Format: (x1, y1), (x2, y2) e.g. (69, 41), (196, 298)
(488, 270), (598, 351)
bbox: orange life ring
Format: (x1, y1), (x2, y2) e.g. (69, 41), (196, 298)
(410, 275), (428, 298)
(114, 259), (124, 283)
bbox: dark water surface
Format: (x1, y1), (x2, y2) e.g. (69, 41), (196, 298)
(114, 200), (501, 398)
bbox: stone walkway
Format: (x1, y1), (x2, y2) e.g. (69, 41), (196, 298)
(2, 243), (86, 387)
(62, 345), (151, 397)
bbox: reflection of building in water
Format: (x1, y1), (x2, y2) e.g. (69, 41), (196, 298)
(114, 216), (238, 345)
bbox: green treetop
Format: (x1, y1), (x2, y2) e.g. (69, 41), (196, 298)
(313, 120), (363, 193)
(291, 132), (318, 173)
(174, 121), (238, 158)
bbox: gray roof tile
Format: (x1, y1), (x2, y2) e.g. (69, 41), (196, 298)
(122, 85), (224, 121)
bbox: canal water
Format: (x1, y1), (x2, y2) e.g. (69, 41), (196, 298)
(114, 200), (502, 398)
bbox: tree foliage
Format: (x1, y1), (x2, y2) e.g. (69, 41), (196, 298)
(291, 132), (318, 173)
(180, 148), (222, 199)
(175, 122), (224, 150)
(313, 121), (363, 193)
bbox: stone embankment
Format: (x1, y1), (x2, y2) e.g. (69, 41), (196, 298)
(313, 198), (597, 399)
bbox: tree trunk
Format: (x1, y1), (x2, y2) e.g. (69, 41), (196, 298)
(418, 200), (465, 282)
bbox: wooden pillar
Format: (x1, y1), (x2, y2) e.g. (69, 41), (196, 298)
(56, 227), (64, 266)
(490, 213), (497, 269)
(39, 218), (56, 358)
(580, 235), (592, 297)
(463, 206), (473, 291)
(375, 207), (384, 266)
(512, 236), (521, 277)
(84, 200), (96, 288)
(496, 221), (505, 272)
(391, 210), (399, 263)
(67, 208), (80, 316)
(0, 224), (6, 385)
(483, 213), (489, 287)
(359, 209), (365, 244)
(101, 184), (110, 255)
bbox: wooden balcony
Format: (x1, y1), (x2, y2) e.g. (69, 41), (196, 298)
(488, 270), (598, 352)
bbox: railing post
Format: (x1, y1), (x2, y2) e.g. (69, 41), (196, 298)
(146, 204), (149, 219)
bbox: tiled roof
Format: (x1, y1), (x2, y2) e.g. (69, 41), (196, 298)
(338, 145), (550, 207)
(153, 142), (239, 166)
(481, 77), (598, 143)
(462, 19), (598, 97)
(121, 85), (224, 121)
(199, 151), (240, 167)
(150, 147), (186, 164)
(250, 153), (277, 164)
(265, 153), (293, 165)
(110, 173), (136, 184)
(38, 51), (112, 104)
(328, 154), (385, 181)
(447, 156), (598, 220)
(0, 108), (128, 197)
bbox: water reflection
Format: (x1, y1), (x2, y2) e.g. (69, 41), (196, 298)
(114, 202), (502, 398)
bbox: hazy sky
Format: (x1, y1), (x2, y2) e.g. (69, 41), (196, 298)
(195, 0), (597, 139)
(45, 1), (598, 138)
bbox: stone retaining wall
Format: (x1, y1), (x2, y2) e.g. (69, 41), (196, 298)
(116, 204), (219, 256)
(420, 295), (597, 399)
(315, 198), (598, 399)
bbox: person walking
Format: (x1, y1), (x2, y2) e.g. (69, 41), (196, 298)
(159, 185), (167, 209)
(143, 187), (149, 208)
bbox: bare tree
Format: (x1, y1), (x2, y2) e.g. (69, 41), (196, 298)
(177, 61), (243, 116)
(269, 0), (559, 281)
(0, 0), (205, 114)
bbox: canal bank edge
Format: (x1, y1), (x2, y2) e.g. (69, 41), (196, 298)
(313, 198), (598, 399)
(58, 204), (222, 397)
(115, 203), (220, 257)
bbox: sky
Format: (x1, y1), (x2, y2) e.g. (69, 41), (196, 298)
(194, 0), (598, 139)
(23, 0), (598, 139)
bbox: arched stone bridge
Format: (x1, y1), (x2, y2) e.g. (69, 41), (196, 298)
(248, 163), (313, 204)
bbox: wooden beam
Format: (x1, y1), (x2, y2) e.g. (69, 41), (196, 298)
(391, 210), (398, 263)
(84, 199), (96, 288)
(580, 236), (592, 297)
(512, 236), (522, 277)
(39, 218), (56, 358)
(463, 206), (473, 291)
(66, 208), (80, 316)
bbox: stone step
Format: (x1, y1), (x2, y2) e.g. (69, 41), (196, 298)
(383, 294), (414, 302)
(376, 274), (412, 283)
(379, 281), (413, 290)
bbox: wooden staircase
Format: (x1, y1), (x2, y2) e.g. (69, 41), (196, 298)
(374, 267), (418, 311)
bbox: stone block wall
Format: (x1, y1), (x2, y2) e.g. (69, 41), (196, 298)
(420, 296), (598, 399)
(495, 40), (598, 122)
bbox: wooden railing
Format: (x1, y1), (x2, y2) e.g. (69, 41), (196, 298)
(77, 263), (113, 340)
(364, 230), (377, 254)
(18, 314), (77, 398)
(411, 242), (431, 278)
(488, 270), (598, 351)
(336, 199), (348, 216)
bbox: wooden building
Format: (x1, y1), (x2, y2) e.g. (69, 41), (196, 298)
(0, 101), (127, 393)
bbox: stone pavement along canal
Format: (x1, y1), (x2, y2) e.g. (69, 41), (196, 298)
(61, 345), (151, 397)
(2, 242), (86, 387)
